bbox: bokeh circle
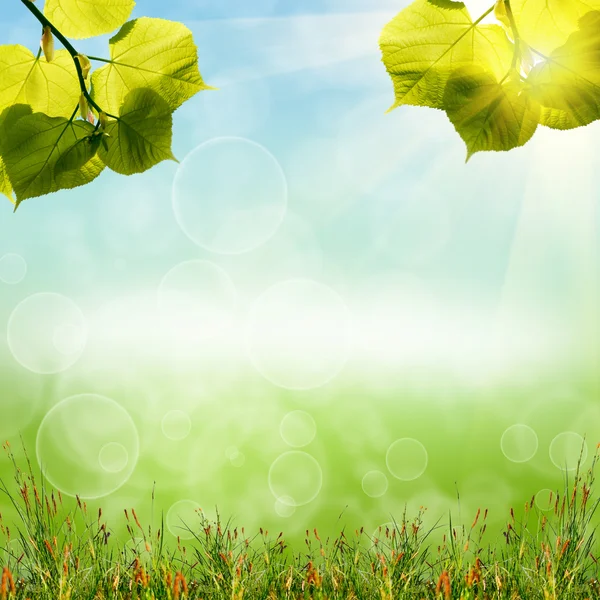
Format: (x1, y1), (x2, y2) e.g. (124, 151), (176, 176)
(535, 488), (555, 512)
(8, 292), (87, 374)
(0, 253), (27, 284)
(36, 394), (139, 499)
(172, 137), (287, 254)
(166, 499), (202, 540)
(230, 450), (246, 467)
(274, 496), (296, 518)
(247, 279), (352, 390)
(500, 424), (538, 463)
(549, 431), (588, 471)
(362, 470), (388, 498)
(98, 442), (129, 473)
(161, 410), (192, 441)
(268, 451), (323, 506)
(386, 438), (428, 481)
(280, 410), (317, 447)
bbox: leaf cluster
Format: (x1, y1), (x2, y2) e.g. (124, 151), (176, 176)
(380, 0), (600, 159)
(0, 0), (211, 208)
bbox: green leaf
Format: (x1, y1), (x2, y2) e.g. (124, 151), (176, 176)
(0, 103), (34, 141)
(444, 66), (540, 159)
(527, 11), (600, 130)
(44, 0), (135, 39)
(493, 0), (510, 29)
(56, 133), (103, 173)
(0, 158), (14, 204)
(98, 88), (176, 175)
(0, 46), (80, 117)
(1, 110), (105, 205)
(91, 18), (211, 115)
(0, 104), (36, 204)
(511, 0), (600, 55)
(379, 0), (513, 110)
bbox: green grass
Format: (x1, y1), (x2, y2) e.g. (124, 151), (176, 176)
(1, 441), (600, 599)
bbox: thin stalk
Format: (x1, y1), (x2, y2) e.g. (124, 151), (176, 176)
(86, 56), (112, 64)
(503, 0), (521, 70)
(18, 0), (118, 120)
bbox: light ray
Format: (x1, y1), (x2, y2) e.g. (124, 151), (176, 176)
(189, 11), (395, 83)
(495, 123), (600, 373)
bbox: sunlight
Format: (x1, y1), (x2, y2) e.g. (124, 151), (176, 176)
(462, 0), (498, 24)
(82, 281), (567, 387)
(496, 123), (600, 374)
(189, 11), (394, 82)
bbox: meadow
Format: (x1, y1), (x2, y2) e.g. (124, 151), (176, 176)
(2, 441), (600, 599)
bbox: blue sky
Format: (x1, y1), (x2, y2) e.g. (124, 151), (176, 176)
(1, 0), (599, 378)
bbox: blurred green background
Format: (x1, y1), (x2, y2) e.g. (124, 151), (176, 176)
(1, 0), (599, 552)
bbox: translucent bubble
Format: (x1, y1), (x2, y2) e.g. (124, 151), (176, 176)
(166, 499), (202, 540)
(161, 410), (192, 441)
(98, 442), (129, 473)
(516, 391), (599, 479)
(158, 260), (237, 341)
(361, 470), (388, 498)
(280, 410), (317, 447)
(36, 394), (139, 499)
(0, 253), (27, 284)
(535, 489), (554, 512)
(225, 446), (239, 459)
(268, 451), (323, 506)
(8, 293), (87, 374)
(224, 445), (246, 467)
(230, 450), (245, 467)
(549, 432), (588, 471)
(173, 137), (287, 254)
(500, 424), (538, 463)
(274, 496), (296, 518)
(247, 279), (352, 390)
(386, 438), (428, 481)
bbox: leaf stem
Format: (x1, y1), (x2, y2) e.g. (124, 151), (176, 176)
(503, 0), (521, 70)
(86, 56), (112, 63)
(18, 0), (119, 121)
(19, 0), (76, 56)
(474, 5), (496, 26)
